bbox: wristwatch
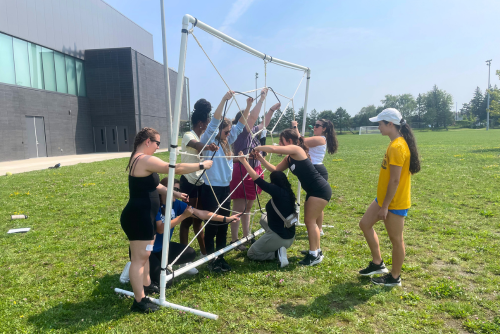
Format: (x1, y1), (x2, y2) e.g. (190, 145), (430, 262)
(292, 126), (297, 129)
(199, 162), (204, 170)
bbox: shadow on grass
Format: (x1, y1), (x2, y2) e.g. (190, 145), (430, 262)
(277, 278), (384, 319)
(27, 274), (132, 332)
(469, 147), (500, 154)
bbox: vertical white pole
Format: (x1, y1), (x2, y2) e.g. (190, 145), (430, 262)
(159, 15), (190, 305)
(160, 0), (172, 137)
(296, 69), (311, 220)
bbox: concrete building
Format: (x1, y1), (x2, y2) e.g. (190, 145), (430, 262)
(0, 0), (188, 162)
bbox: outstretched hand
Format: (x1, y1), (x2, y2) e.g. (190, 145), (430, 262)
(223, 91), (234, 101)
(260, 88), (268, 100)
(182, 206), (194, 218)
(206, 143), (219, 152)
(202, 160), (213, 169)
(246, 97), (254, 106)
(228, 214), (241, 223)
(270, 102), (281, 111)
(237, 151), (247, 163)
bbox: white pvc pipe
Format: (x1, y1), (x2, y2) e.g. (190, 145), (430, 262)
(183, 14), (309, 71)
(166, 228), (264, 280)
(160, 0), (172, 135)
(159, 15), (190, 305)
(114, 288), (218, 320)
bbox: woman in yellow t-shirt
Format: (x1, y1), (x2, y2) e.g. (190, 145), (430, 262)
(358, 108), (421, 287)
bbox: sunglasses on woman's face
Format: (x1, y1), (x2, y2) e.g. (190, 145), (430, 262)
(314, 124), (323, 128)
(223, 130), (230, 135)
(151, 139), (160, 147)
(173, 187), (180, 192)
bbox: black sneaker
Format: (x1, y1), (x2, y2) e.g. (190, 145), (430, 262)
(298, 252), (323, 266)
(359, 261), (389, 276)
(130, 297), (160, 313)
(208, 258), (222, 273)
(301, 250), (323, 256)
(143, 282), (160, 295)
(219, 257), (232, 272)
(371, 273), (402, 287)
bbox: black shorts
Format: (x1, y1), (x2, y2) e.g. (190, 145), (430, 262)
(120, 196), (159, 241)
(200, 184), (231, 218)
(179, 175), (202, 199)
(314, 164), (329, 181)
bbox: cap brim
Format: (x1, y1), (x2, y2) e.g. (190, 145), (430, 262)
(368, 116), (379, 123)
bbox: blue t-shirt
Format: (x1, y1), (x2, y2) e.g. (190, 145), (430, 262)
(152, 200), (188, 253)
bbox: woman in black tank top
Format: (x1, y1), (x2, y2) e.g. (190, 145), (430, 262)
(121, 127), (213, 313)
(254, 129), (331, 267)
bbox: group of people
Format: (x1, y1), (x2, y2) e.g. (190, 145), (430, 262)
(119, 88), (421, 313)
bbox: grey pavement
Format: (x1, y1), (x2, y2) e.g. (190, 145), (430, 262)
(0, 149), (169, 176)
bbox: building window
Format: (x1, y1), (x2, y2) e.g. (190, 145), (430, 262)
(0, 32), (86, 96)
(0, 33), (15, 85)
(13, 38), (31, 87)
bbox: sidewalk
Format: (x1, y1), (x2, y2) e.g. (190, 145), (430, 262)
(0, 149), (169, 176)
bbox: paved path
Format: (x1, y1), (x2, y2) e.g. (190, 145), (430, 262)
(0, 149), (169, 176)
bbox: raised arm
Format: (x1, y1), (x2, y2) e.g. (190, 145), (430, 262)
(303, 136), (326, 148)
(258, 103), (281, 130)
(238, 97), (254, 126)
(245, 89), (268, 131)
(213, 91), (234, 120)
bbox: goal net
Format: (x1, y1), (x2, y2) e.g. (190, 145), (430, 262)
(359, 126), (380, 135)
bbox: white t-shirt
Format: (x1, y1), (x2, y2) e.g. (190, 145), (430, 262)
(309, 136), (326, 165)
(181, 131), (204, 185)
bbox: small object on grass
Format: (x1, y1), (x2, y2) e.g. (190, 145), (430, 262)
(11, 214), (28, 220)
(48, 163), (61, 169)
(6, 172), (12, 176)
(7, 228), (30, 234)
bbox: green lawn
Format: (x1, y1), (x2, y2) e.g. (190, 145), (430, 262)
(1, 129), (499, 333)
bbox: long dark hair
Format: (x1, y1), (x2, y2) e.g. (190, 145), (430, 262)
(191, 99), (212, 127)
(318, 119), (338, 154)
(232, 111), (245, 125)
(126, 127), (159, 171)
(279, 129), (309, 156)
(216, 118), (232, 157)
(270, 171), (296, 207)
(384, 120), (421, 174)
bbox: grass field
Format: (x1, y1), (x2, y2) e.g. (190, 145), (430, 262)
(1, 129), (499, 333)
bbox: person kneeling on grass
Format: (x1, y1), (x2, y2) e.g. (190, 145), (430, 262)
(237, 152), (296, 267)
(358, 108), (421, 287)
(149, 177), (241, 285)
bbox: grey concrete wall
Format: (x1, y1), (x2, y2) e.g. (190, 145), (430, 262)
(0, 83), (93, 162)
(0, 0), (153, 59)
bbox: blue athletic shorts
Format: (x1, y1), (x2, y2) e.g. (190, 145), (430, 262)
(374, 198), (408, 217)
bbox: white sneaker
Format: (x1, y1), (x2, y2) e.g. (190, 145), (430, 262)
(180, 262), (199, 275)
(277, 247), (289, 268)
(320, 230), (325, 236)
(119, 261), (131, 283)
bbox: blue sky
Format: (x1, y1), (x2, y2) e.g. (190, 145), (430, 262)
(104, 0), (500, 117)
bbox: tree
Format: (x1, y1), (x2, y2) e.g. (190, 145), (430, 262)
(381, 94), (416, 120)
(318, 110), (335, 124)
(423, 85), (453, 129)
(333, 107), (350, 133)
(351, 105), (378, 128)
(415, 93), (426, 127)
(469, 87), (487, 122)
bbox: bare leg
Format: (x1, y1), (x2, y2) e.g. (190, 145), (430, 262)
(192, 219), (206, 255)
(241, 199), (254, 238)
(383, 212), (405, 278)
(129, 240), (154, 302)
(316, 211), (324, 232)
(358, 201), (383, 265)
(179, 197), (198, 245)
(304, 197), (328, 251)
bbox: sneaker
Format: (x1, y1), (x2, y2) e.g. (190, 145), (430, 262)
(119, 261), (131, 283)
(298, 252), (323, 266)
(371, 273), (402, 287)
(131, 297), (160, 313)
(208, 258), (222, 273)
(300, 249), (323, 256)
(143, 281), (160, 295)
(320, 230), (325, 236)
(218, 257), (232, 272)
(180, 262), (199, 275)
(231, 239), (248, 251)
(276, 247), (289, 268)
(359, 261), (389, 276)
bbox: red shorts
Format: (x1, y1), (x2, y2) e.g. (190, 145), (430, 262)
(230, 163), (263, 200)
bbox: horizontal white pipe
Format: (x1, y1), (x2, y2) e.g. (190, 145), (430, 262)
(166, 228), (264, 280)
(296, 223), (335, 228)
(183, 15), (308, 72)
(114, 288), (218, 320)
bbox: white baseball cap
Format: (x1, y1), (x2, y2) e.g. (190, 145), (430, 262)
(369, 108), (403, 124)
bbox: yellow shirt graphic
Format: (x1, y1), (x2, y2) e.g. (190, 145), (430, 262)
(376, 137), (411, 210)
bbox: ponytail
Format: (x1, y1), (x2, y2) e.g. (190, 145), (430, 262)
(126, 127), (160, 171)
(279, 129), (309, 156)
(319, 119), (338, 154)
(384, 120), (421, 174)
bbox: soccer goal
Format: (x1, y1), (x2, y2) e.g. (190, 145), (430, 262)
(359, 126), (380, 135)
(115, 14), (310, 320)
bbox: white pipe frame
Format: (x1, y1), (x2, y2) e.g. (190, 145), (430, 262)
(116, 14), (311, 320)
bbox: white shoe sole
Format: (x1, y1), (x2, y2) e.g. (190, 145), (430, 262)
(300, 255), (324, 266)
(278, 247), (289, 268)
(359, 268), (389, 276)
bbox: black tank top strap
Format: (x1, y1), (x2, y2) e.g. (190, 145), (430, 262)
(129, 154), (145, 176)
